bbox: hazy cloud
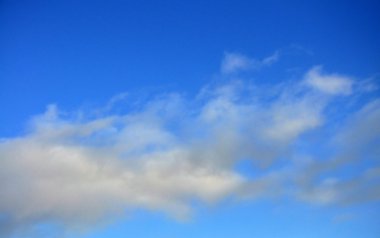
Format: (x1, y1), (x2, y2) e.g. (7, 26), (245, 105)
(221, 51), (279, 74)
(294, 99), (380, 206)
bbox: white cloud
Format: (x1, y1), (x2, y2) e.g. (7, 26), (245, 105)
(296, 169), (380, 206)
(221, 53), (252, 74)
(262, 51), (280, 65)
(304, 66), (354, 95)
(0, 79), (322, 235)
(0, 121), (245, 235)
(262, 96), (324, 142)
(294, 99), (380, 206)
(220, 51), (279, 74)
(297, 178), (340, 205)
(0, 62), (378, 237)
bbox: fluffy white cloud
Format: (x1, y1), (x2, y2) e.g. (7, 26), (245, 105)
(0, 64), (378, 237)
(304, 66), (354, 95)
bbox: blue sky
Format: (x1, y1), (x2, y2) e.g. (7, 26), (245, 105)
(0, 0), (379, 237)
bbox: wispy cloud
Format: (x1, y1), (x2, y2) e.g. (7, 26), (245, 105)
(220, 51), (279, 74)
(294, 99), (380, 206)
(0, 59), (379, 237)
(304, 66), (354, 95)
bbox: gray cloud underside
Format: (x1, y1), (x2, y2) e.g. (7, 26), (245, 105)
(0, 65), (379, 236)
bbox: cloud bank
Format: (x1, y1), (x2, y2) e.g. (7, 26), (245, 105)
(1, 54), (379, 237)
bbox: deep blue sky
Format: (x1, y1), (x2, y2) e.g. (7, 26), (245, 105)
(1, 0), (379, 136)
(1, 1), (380, 238)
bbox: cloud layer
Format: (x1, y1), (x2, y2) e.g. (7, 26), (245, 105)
(1, 55), (379, 237)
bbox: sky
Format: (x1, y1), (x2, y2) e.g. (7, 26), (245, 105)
(0, 0), (380, 237)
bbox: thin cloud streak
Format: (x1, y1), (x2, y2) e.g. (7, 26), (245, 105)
(220, 51), (279, 74)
